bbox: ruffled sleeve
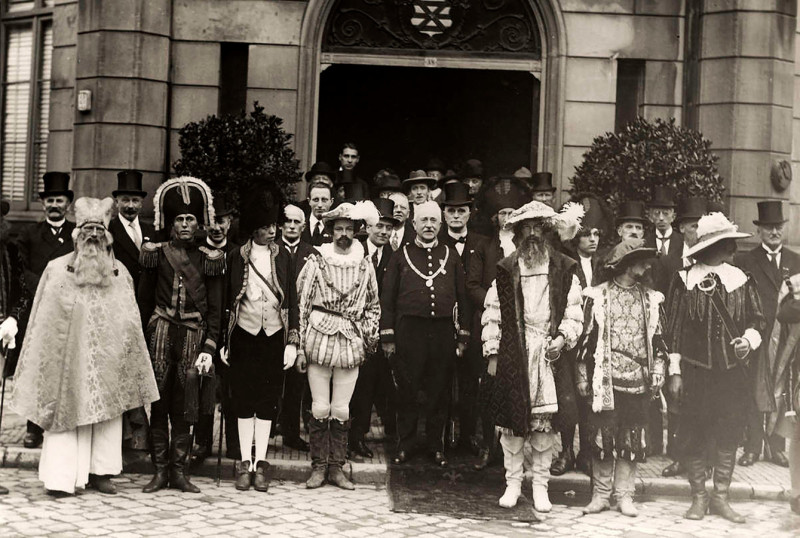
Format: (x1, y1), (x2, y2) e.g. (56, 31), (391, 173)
(558, 274), (584, 350)
(481, 279), (501, 357)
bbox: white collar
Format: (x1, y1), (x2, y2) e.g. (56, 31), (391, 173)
(318, 241), (365, 264)
(656, 228), (673, 240)
(366, 239), (381, 255)
(309, 214), (322, 229)
(762, 243), (782, 255)
(681, 262), (748, 292)
(251, 241), (271, 254)
(119, 215), (139, 227)
(46, 218), (65, 228)
(207, 237), (226, 249)
(448, 229), (468, 240)
(282, 237), (300, 248)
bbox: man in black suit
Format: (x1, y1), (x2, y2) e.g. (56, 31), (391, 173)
(440, 181), (487, 455)
(109, 171), (156, 293)
(278, 204), (315, 452)
(298, 162), (336, 219)
(300, 182), (334, 247)
(736, 201), (800, 468)
(388, 192), (414, 252)
(348, 198), (398, 458)
(466, 177), (530, 469)
(16, 171), (76, 448)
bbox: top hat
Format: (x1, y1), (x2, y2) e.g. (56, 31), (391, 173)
(753, 200), (787, 226)
(675, 196), (707, 224)
(305, 161), (336, 183)
(402, 170), (437, 192)
(374, 198), (400, 226)
(212, 194), (235, 218)
(527, 172), (556, 193)
(459, 159), (483, 179)
(112, 170), (147, 197)
(615, 200), (648, 225)
(649, 185), (677, 208)
(373, 169), (402, 193)
(342, 181), (368, 203)
(438, 173), (462, 189)
(441, 182), (472, 207)
(426, 157), (447, 174)
(336, 168), (356, 185)
(39, 171), (74, 201)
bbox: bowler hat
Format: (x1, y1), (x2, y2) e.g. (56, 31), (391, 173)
(403, 170), (437, 192)
(113, 170), (147, 197)
(305, 161), (336, 183)
(373, 169), (402, 193)
(675, 197), (707, 224)
(459, 159), (483, 179)
(39, 171), (74, 201)
(649, 185), (677, 208)
(528, 172), (556, 193)
(374, 198), (400, 226)
(753, 200), (787, 226)
(441, 182), (472, 207)
(615, 200), (648, 226)
(343, 181), (368, 203)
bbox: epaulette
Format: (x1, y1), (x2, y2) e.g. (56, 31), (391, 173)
(139, 241), (163, 269)
(199, 246), (226, 276)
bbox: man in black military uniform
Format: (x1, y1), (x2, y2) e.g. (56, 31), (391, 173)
(381, 201), (470, 467)
(349, 198), (399, 458)
(138, 177), (224, 494)
(16, 171), (75, 448)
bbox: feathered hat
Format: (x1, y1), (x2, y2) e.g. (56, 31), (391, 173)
(73, 197), (115, 229)
(684, 212), (750, 258)
(153, 176), (214, 231)
(239, 180), (284, 237)
(322, 200), (380, 227)
(504, 200), (585, 241)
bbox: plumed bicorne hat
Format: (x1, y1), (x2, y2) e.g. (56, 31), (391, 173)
(239, 180), (283, 237)
(152, 176), (215, 231)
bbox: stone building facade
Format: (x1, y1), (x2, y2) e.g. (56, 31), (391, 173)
(1, 0), (798, 237)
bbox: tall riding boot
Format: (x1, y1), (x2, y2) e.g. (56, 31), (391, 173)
(142, 428), (170, 493)
(169, 433), (201, 493)
(708, 448), (745, 523)
(306, 418), (329, 489)
(328, 419), (355, 490)
(684, 457), (710, 520)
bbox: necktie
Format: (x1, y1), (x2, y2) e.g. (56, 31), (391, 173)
(372, 249), (379, 269)
(769, 251), (780, 272)
(390, 230), (400, 251)
(51, 225), (61, 236)
(658, 237), (667, 257)
(313, 222), (322, 244)
(130, 221), (142, 250)
(454, 236), (466, 244)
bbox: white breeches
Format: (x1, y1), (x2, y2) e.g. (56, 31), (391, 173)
(308, 363), (359, 421)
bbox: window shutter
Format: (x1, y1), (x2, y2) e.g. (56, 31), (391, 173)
(2, 24), (33, 202)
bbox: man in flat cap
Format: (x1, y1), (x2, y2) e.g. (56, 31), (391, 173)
(16, 171), (76, 448)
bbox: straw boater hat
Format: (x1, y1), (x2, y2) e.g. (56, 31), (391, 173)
(322, 200), (380, 226)
(684, 212), (750, 258)
(504, 200), (585, 241)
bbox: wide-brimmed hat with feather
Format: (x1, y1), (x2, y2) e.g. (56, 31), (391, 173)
(504, 200), (585, 241)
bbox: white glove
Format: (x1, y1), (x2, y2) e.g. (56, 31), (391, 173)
(195, 352), (213, 374)
(283, 344), (297, 371)
(219, 347), (229, 366)
(0, 317), (18, 350)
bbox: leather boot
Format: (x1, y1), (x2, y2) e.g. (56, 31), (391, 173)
(684, 457), (709, 520)
(88, 474), (117, 495)
(328, 419), (355, 490)
(253, 461), (270, 492)
(169, 433), (201, 493)
(142, 428), (169, 493)
(306, 417), (328, 489)
(234, 460), (252, 491)
(550, 444), (575, 476)
(708, 449), (745, 523)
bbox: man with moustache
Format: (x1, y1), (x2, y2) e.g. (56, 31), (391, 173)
(615, 201), (648, 243)
(467, 176), (530, 470)
(301, 182), (334, 247)
(388, 192), (414, 251)
(736, 201), (800, 468)
(11, 197), (159, 496)
(296, 201), (381, 489)
(645, 186), (682, 259)
(277, 204), (315, 452)
(349, 198), (400, 458)
(482, 201), (584, 513)
(16, 171), (76, 449)
(138, 177), (224, 494)
(382, 201), (471, 467)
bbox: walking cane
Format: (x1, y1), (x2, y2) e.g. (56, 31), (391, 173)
(186, 374), (203, 479)
(216, 403), (224, 486)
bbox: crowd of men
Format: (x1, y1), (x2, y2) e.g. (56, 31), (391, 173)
(0, 141), (799, 522)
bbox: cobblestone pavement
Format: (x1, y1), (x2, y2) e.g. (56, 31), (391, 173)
(0, 468), (798, 537)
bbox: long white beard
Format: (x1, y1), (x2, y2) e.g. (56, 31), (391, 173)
(519, 235), (550, 269)
(74, 236), (114, 287)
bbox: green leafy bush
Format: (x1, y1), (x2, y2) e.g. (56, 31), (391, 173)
(173, 102), (301, 208)
(570, 117), (724, 212)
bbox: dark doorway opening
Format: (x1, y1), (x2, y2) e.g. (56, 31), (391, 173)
(316, 64), (538, 185)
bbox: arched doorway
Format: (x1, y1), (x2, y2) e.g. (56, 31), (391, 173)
(297, 0), (566, 185)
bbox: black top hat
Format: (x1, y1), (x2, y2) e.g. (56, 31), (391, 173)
(483, 177), (531, 216)
(336, 168), (356, 185)
(343, 181), (368, 203)
(373, 169), (402, 193)
(441, 182), (472, 207)
(528, 172), (556, 193)
(426, 157), (447, 174)
(615, 200), (648, 225)
(403, 170), (437, 192)
(212, 194), (235, 218)
(675, 196), (707, 224)
(374, 198), (400, 226)
(113, 170), (147, 197)
(39, 171), (73, 201)
(239, 182), (282, 236)
(459, 159), (483, 179)
(305, 161), (336, 183)
(754, 200), (787, 226)
(438, 173), (462, 189)
(649, 185), (677, 208)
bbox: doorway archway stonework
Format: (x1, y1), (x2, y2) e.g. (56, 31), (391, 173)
(296, 0), (566, 188)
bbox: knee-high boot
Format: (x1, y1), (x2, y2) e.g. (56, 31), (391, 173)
(169, 433), (201, 493)
(684, 457), (709, 520)
(142, 428), (169, 493)
(328, 419), (355, 490)
(708, 448), (745, 523)
(306, 417), (329, 489)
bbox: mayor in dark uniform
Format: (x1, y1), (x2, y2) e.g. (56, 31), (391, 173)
(381, 200), (471, 467)
(16, 171), (75, 449)
(109, 170), (155, 292)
